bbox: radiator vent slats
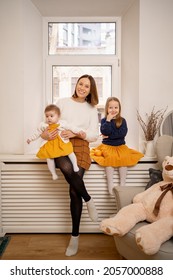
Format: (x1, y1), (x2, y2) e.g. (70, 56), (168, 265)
(0, 161), (156, 233)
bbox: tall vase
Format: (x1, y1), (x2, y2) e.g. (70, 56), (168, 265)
(145, 140), (156, 158)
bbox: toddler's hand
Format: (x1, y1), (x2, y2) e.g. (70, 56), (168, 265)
(61, 130), (75, 139)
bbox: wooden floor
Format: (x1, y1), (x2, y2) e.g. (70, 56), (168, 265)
(0, 233), (123, 260)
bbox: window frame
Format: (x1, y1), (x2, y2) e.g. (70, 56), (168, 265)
(43, 17), (121, 107)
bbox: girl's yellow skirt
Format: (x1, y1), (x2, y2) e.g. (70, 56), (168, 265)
(37, 136), (73, 159)
(90, 144), (144, 167)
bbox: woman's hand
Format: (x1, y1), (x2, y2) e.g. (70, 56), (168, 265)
(60, 130), (76, 140)
(76, 131), (86, 139)
(41, 127), (58, 140)
(61, 130), (86, 140)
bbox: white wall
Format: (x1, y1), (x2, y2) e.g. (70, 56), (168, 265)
(23, 0), (43, 154)
(139, 0), (173, 110)
(0, 0), (173, 155)
(0, 0), (24, 153)
(0, 0), (43, 154)
(121, 0), (139, 149)
(121, 0), (173, 152)
(138, 0), (173, 150)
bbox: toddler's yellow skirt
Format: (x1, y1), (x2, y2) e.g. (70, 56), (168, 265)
(90, 144), (144, 167)
(37, 137), (73, 159)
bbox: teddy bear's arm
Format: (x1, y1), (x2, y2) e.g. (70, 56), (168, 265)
(133, 181), (163, 203)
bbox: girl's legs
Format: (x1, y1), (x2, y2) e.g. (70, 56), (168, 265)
(105, 166), (114, 195)
(68, 152), (79, 172)
(105, 166), (127, 193)
(47, 158), (58, 180)
(118, 166), (127, 186)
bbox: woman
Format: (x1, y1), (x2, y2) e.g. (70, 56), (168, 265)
(42, 74), (99, 256)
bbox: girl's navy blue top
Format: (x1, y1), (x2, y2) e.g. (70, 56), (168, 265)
(100, 117), (128, 146)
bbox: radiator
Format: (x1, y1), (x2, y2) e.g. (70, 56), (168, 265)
(0, 156), (157, 234)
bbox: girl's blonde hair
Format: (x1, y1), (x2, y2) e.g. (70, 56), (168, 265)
(72, 74), (99, 106)
(44, 104), (61, 116)
(105, 97), (123, 128)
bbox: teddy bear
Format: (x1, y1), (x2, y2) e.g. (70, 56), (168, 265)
(100, 155), (173, 255)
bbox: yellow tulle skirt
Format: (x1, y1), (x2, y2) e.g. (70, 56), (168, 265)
(36, 123), (73, 159)
(90, 144), (144, 167)
(37, 137), (73, 159)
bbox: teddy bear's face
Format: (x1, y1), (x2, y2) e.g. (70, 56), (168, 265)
(162, 156), (173, 181)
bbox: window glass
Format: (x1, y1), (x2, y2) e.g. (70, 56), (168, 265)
(49, 22), (116, 55)
(45, 18), (120, 133)
(52, 66), (112, 108)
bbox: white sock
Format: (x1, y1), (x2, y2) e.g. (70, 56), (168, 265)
(105, 166), (114, 195)
(86, 198), (98, 222)
(73, 165), (79, 172)
(52, 174), (58, 180)
(68, 153), (79, 172)
(65, 235), (79, 256)
(118, 166), (127, 186)
(47, 159), (58, 180)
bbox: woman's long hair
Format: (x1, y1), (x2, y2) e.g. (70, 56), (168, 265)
(104, 97), (123, 128)
(72, 74), (99, 106)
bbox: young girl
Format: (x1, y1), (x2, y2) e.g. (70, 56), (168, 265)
(27, 104), (84, 180)
(90, 97), (144, 195)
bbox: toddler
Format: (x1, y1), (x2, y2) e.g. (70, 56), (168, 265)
(27, 104), (84, 180)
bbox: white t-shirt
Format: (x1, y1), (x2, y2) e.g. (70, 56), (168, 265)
(56, 98), (99, 142)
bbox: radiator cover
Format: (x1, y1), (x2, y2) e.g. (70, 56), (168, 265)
(0, 156), (157, 235)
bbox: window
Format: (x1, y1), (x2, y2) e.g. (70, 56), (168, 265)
(52, 66), (112, 106)
(48, 22), (116, 55)
(44, 18), (121, 126)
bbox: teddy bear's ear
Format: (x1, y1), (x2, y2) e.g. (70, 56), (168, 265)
(162, 156), (171, 168)
(164, 156), (170, 161)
